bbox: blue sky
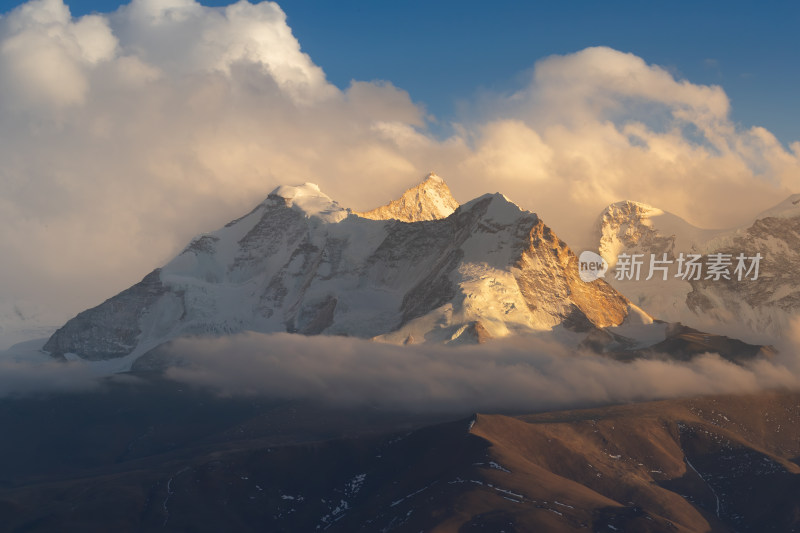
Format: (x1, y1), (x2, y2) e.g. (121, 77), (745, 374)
(283, 0), (799, 145)
(1, 0), (798, 145)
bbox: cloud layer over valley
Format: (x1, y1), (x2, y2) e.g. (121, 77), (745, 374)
(5, 317), (800, 409)
(156, 332), (800, 412)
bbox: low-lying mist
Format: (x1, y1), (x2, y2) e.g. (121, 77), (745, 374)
(3, 327), (800, 413)
(156, 331), (800, 413)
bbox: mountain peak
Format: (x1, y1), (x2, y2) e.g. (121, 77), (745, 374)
(604, 200), (664, 218)
(598, 199), (718, 267)
(459, 192), (527, 225)
(267, 182), (346, 223)
(422, 172), (444, 184)
(269, 182), (325, 200)
(752, 193), (800, 221)
(356, 173), (459, 222)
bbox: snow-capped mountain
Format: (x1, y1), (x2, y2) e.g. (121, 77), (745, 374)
(355, 172), (459, 222)
(597, 197), (800, 341)
(44, 175), (637, 366)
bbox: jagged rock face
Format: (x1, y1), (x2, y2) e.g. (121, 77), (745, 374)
(685, 216), (800, 334)
(598, 201), (677, 263)
(373, 194), (631, 344)
(43, 271), (179, 361)
(520, 221), (629, 330)
(356, 173), (459, 222)
(596, 197), (800, 339)
(44, 177), (633, 364)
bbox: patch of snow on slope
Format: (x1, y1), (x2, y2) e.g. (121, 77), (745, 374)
(607, 304), (668, 347)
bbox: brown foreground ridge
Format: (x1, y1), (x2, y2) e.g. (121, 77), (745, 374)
(1, 387), (799, 532)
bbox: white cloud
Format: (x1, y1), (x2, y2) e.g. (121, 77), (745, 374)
(445, 47), (800, 244)
(157, 332), (800, 412)
(531, 47), (731, 126)
(113, 0), (335, 104)
(3, 331), (797, 407)
(3, 326), (800, 406)
(0, 0), (116, 108)
(0, 0), (428, 321)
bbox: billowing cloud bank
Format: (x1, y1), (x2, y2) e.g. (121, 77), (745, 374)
(155, 332), (798, 413)
(2, 330), (799, 410)
(1, 0), (799, 325)
(6, 315), (800, 406)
